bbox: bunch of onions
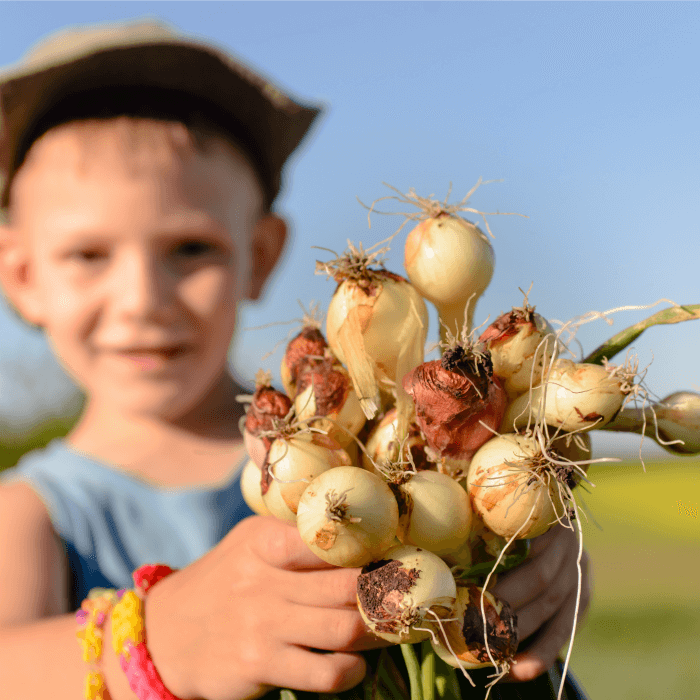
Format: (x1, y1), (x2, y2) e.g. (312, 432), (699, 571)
(262, 431), (352, 523)
(241, 370), (293, 470)
(356, 544), (457, 644)
(296, 466), (399, 567)
(403, 338), (508, 479)
(479, 302), (559, 398)
(501, 358), (633, 434)
(431, 581), (518, 673)
(317, 242), (429, 423)
(293, 353), (366, 448)
(466, 433), (575, 540)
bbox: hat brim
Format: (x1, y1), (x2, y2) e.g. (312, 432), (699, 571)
(0, 38), (323, 211)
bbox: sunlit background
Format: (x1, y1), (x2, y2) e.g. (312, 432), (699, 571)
(1, 3), (698, 697)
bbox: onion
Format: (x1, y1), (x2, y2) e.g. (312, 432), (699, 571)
(281, 323), (328, 399)
(242, 370), (293, 468)
(362, 407), (432, 476)
(392, 470), (473, 555)
(262, 432), (351, 523)
(294, 355), (366, 447)
(431, 582), (518, 671)
(405, 213), (494, 342)
(501, 358), (632, 434)
(466, 433), (569, 540)
(296, 466), (399, 567)
(403, 343), (508, 479)
(600, 390), (700, 455)
(240, 459), (271, 517)
(356, 544), (457, 644)
(318, 242), (429, 422)
(479, 303), (558, 398)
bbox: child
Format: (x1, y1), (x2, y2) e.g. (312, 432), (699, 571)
(0, 19), (590, 700)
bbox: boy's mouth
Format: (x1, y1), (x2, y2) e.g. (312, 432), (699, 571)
(113, 345), (191, 369)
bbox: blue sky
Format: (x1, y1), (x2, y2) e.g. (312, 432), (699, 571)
(0, 2), (698, 457)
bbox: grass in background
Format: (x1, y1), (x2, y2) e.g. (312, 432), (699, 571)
(566, 459), (700, 699)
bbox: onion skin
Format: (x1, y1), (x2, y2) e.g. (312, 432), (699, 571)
(281, 326), (328, 398)
(403, 358), (508, 467)
(431, 582), (518, 669)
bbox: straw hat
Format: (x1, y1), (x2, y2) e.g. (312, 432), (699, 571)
(0, 18), (323, 216)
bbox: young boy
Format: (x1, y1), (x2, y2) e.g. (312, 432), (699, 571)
(0, 19), (590, 700)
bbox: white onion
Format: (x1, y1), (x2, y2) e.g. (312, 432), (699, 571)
(296, 466), (399, 567)
(395, 471), (473, 555)
(467, 434), (567, 540)
(262, 433), (351, 523)
(356, 544), (457, 644)
(323, 262), (429, 421)
(479, 307), (558, 398)
(501, 358), (630, 433)
(431, 582), (518, 670)
(404, 213), (494, 341)
(240, 459), (271, 517)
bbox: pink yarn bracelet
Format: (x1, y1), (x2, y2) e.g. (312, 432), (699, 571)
(110, 564), (184, 700)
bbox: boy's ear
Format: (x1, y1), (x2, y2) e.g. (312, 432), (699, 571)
(0, 223), (45, 328)
(248, 214), (288, 301)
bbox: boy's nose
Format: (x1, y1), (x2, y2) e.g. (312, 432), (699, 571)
(113, 253), (177, 322)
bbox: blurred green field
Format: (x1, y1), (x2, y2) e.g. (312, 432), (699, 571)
(566, 459), (700, 699)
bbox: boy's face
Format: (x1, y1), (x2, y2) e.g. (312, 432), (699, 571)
(1, 121), (285, 420)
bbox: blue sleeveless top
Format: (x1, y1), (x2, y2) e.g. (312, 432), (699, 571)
(0, 440), (253, 612)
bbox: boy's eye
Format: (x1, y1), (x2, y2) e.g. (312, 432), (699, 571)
(69, 250), (106, 263)
(173, 241), (218, 257)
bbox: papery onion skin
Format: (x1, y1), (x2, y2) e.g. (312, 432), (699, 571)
(356, 544), (457, 644)
(281, 326), (328, 398)
(431, 582), (518, 669)
(403, 358), (508, 466)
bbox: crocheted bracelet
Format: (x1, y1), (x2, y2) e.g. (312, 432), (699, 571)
(75, 564), (182, 700)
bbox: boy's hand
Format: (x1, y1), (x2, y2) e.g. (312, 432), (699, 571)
(490, 522), (592, 682)
(144, 516), (383, 700)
